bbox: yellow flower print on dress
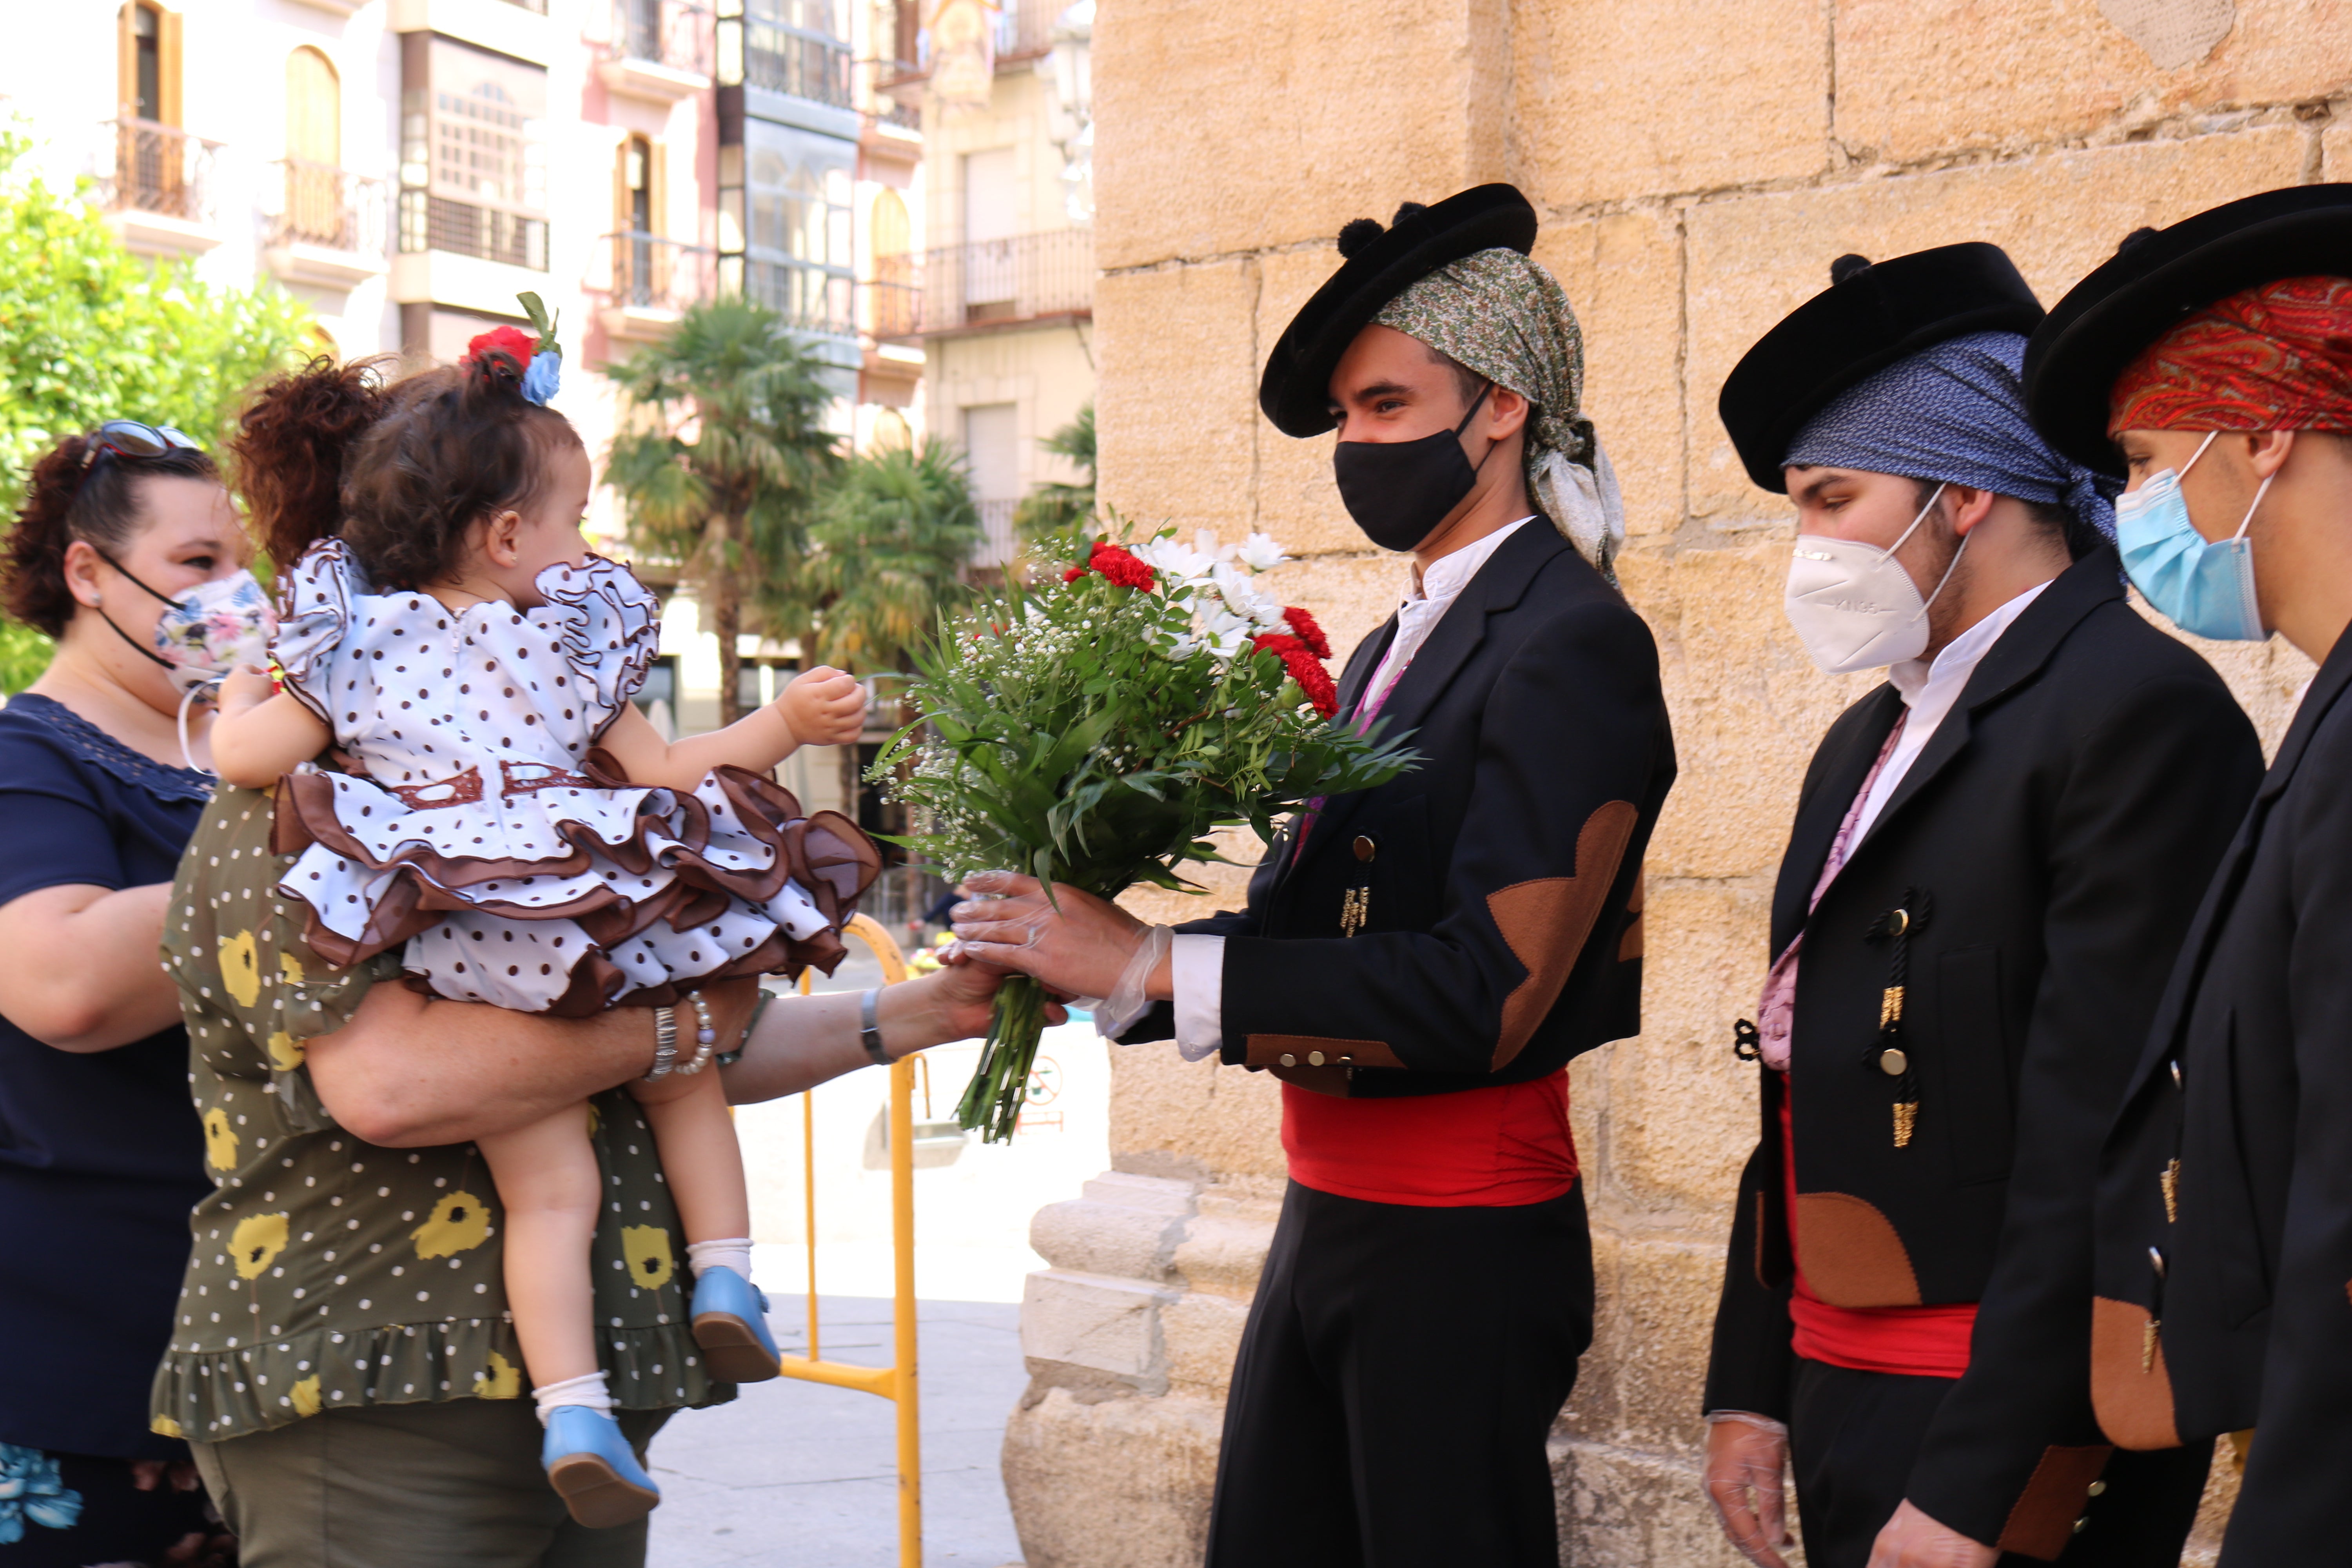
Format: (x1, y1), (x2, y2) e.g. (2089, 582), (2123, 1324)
(150, 1416), (185, 1439)
(219, 930), (261, 1009)
(279, 952), (305, 986)
(474, 1351), (521, 1399)
(411, 1191), (491, 1259)
(265, 1031), (304, 1071)
(290, 1376), (321, 1417)
(621, 1225), (675, 1289)
(230, 1213), (289, 1280)
(202, 1107), (238, 1170)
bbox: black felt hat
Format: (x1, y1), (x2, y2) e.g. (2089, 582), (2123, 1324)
(2024, 184), (2352, 477)
(1257, 184), (1538, 439)
(1719, 243), (2046, 493)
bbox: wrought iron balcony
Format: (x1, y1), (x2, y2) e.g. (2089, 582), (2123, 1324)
(594, 231), (717, 339)
(96, 116), (219, 229)
(398, 188), (548, 271)
(874, 227), (1093, 339)
(742, 256), (856, 338)
(605, 0), (711, 100)
(263, 160), (388, 290)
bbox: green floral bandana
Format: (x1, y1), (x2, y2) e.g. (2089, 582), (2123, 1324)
(1375, 248), (1626, 576)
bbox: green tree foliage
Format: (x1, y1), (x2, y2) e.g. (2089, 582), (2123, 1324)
(804, 437), (982, 676)
(1011, 401), (1096, 544)
(603, 298), (844, 726)
(0, 127), (315, 691)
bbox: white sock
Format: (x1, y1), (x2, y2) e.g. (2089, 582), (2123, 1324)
(532, 1370), (614, 1429)
(686, 1238), (755, 1283)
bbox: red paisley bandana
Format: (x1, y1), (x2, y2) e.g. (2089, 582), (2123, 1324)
(2108, 275), (2352, 436)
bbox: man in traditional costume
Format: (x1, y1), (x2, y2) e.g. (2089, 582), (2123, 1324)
(1701, 244), (2261, 1568)
(2027, 184), (2352, 1566)
(953, 184), (1676, 1566)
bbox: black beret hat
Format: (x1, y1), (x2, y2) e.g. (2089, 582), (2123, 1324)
(1257, 183), (1538, 439)
(2024, 184), (2352, 477)
(1718, 243), (2045, 492)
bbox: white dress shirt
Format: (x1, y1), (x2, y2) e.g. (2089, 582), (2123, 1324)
(1158, 519), (1537, 1060)
(1849, 578), (2052, 845)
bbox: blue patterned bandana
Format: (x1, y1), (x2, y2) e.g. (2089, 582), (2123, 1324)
(1786, 331), (2118, 541)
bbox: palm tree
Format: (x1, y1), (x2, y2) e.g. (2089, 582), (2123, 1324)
(604, 298), (842, 726)
(1012, 401), (1096, 544)
(802, 436), (984, 817)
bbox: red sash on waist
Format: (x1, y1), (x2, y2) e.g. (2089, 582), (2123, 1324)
(1282, 1069), (1579, 1207)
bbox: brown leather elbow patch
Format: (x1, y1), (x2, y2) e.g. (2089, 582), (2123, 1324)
(2090, 1296), (2183, 1450)
(1996, 1444), (2113, 1560)
(1241, 1034), (1403, 1070)
(1486, 801), (1638, 1071)
(1791, 1192), (1922, 1307)
(1619, 866), (1646, 960)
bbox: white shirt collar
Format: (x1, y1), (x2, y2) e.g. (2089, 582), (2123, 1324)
(1887, 578), (2053, 711)
(1406, 516), (1533, 608)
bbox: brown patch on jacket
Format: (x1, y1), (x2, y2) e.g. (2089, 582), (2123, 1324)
(1485, 800), (1638, 1071)
(1792, 1192), (1922, 1306)
(2090, 1296), (2183, 1450)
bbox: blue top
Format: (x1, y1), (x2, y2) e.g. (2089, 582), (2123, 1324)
(0, 693), (212, 1458)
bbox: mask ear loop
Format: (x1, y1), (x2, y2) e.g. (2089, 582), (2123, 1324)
(176, 680), (216, 776)
(1874, 481), (1971, 622)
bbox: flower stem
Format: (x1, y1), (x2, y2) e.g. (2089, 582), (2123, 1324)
(956, 975), (1048, 1143)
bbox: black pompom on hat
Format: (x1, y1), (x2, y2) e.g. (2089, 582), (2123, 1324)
(1258, 185), (1538, 439)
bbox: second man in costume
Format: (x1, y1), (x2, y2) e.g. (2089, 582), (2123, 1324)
(1701, 245), (2261, 1568)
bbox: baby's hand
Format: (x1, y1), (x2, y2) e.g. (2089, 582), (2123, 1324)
(219, 663), (276, 717)
(778, 666), (866, 748)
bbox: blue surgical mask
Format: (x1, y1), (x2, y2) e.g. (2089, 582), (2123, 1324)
(2114, 432), (2272, 642)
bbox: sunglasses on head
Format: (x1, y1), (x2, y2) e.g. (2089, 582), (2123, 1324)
(81, 420), (202, 470)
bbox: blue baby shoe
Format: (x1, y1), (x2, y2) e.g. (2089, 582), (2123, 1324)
(542, 1405), (659, 1528)
(690, 1266), (782, 1383)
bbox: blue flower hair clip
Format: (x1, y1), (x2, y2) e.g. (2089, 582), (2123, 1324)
(517, 291), (562, 405)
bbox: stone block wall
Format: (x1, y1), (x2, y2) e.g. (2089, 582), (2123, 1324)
(1005, 4), (2346, 1563)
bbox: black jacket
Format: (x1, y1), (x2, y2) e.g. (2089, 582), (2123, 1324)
(1126, 521), (1675, 1097)
(2093, 626), (2352, 1561)
(1703, 548), (2261, 1559)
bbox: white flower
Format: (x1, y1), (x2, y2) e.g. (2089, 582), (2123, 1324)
(1212, 563), (1285, 628)
(1135, 535), (1216, 583)
(1234, 531), (1289, 572)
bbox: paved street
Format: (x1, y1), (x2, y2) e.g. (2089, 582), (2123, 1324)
(647, 1292), (1027, 1568)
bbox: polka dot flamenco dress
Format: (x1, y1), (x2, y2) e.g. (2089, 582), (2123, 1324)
(268, 539), (880, 1014)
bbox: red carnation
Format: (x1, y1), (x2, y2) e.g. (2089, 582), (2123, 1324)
(466, 324), (538, 365)
(1087, 540), (1156, 590)
(1063, 565), (1088, 583)
(1282, 606), (1331, 661)
(1250, 632), (1338, 718)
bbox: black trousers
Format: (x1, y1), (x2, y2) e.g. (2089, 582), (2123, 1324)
(1789, 1358), (2212, 1568)
(1203, 1179), (1594, 1568)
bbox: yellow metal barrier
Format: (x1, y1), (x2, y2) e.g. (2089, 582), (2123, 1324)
(780, 912), (922, 1567)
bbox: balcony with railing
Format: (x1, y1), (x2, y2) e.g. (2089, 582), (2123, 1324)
(399, 188), (548, 271)
(262, 160), (389, 291)
(874, 227), (1092, 339)
(740, 15), (851, 109)
(94, 116), (222, 257)
(593, 231), (718, 341)
(742, 256), (856, 338)
(600, 0), (712, 103)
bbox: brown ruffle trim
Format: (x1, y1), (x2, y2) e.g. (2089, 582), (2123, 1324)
(274, 753), (882, 1013)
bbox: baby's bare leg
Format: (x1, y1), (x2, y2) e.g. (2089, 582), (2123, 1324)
(477, 1105), (603, 1387)
(629, 1067), (750, 1243)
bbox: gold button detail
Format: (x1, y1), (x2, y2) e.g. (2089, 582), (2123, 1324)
(1278, 1053), (1297, 1067)
(1308, 1051), (1325, 1066)
(1878, 1047), (1908, 1076)
(2073, 1518), (2089, 1535)
(1352, 835), (1376, 861)
(1338, 1054), (1353, 1064)
(2087, 1481), (2107, 1498)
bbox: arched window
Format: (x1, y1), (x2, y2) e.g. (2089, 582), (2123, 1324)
(285, 47), (343, 245)
(118, 2), (179, 126)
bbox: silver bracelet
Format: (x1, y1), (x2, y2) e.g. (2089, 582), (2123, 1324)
(859, 987), (888, 1066)
(672, 991), (719, 1076)
(644, 1004), (680, 1080)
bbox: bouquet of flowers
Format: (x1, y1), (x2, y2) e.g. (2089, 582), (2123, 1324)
(873, 525), (1420, 1141)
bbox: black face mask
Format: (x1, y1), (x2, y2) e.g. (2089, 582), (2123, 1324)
(1331, 381), (1496, 552)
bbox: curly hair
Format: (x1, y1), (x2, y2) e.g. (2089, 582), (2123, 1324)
(232, 346), (584, 591)
(2, 434), (223, 637)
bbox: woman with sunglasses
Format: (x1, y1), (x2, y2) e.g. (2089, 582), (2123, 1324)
(0, 422), (260, 1563)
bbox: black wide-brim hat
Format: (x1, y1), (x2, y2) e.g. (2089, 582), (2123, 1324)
(1719, 243), (2045, 493)
(2024, 184), (2352, 477)
(1257, 183), (1538, 439)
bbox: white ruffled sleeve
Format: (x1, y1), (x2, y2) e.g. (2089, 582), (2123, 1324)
(272, 539), (361, 723)
(538, 554), (662, 737)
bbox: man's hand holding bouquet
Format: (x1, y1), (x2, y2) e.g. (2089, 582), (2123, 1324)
(874, 525), (1418, 1141)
